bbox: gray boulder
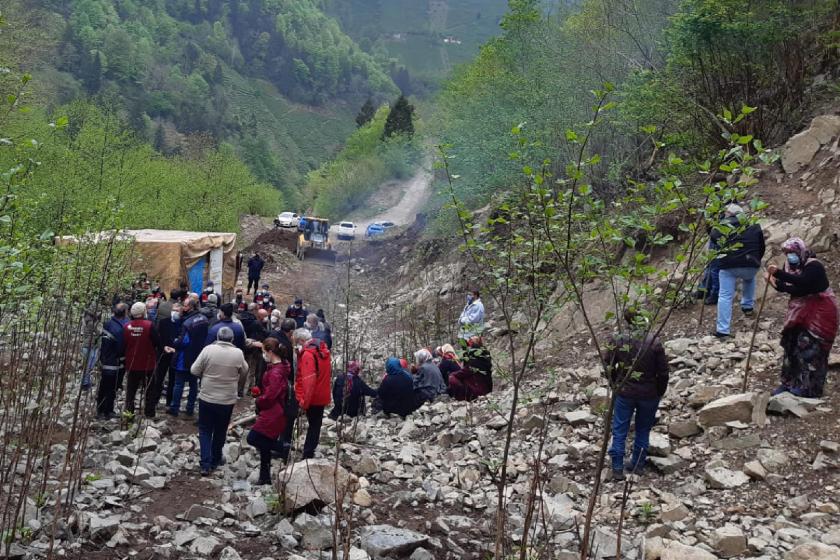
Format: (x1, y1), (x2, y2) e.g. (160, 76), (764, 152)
(281, 458), (357, 512)
(359, 525), (429, 558)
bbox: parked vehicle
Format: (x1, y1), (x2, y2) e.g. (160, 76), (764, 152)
(337, 222), (357, 240)
(379, 221), (396, 230)
(275, 211), (300, 228)
(366, 223), (385, 238)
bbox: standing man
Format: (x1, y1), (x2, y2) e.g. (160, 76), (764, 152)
(247, 252), (265, 295)
(293, 329), (331, 459)
(232, 288), (247, 312)
(255, 284), (276, 311)
(712, 204), (765, 338)
(123, 302), (160, 418)
(458, 290), (485, 343)
(286, 298), (308, 328)
(206, 303), (247, 395)
(166, 296), (209, 417)
(191, 327), (248, 476)
(605, 309), (669, 481)
(97, 303), (127, 420)
(156, 302), (181, 409)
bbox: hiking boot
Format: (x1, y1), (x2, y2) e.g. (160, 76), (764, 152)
(704, 295), (718, 305)
(200, 467), (211, 477)
(611, 469), (626, 482)
(711, 330), (730, 339)
(742, 307), (754, 317)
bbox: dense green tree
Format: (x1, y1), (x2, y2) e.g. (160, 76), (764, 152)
(383, 95), (414, 139)
(82, 50), (102, 93)
(355, 98), (376, 127)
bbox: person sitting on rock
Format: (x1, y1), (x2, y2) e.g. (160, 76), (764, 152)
(437, 344), (462, 387)
(412, 348), (447, 406)
(767, 237), (838, 398)
(330, 360), (377, 419)
(247, 338), (292, 485)
(448, 337), (493, 402)
(605, 308), (669, 481)
(377, 357), (418, 418)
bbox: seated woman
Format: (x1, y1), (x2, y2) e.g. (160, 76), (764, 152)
(437, 344), (461, 387)
(377, 357), (418, 418)
(329, 360), (377, 419)
(413, 348), (447, 405)
(768, 237), (838, 398)
(448, 336), (493, 401)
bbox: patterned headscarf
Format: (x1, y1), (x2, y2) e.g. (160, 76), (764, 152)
(347, 361), (360, 375)
(781, 237), (810, 262)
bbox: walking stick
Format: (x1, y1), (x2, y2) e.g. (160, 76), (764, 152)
(742, 261), (774, 392)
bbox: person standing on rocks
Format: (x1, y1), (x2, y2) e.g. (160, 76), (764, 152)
(458, 290), (485, 343)
(191, 326), (249, 476)
(123, 302), (161, 419)
(155, 301), (181, 408)
(96, 303), (128, 420)
(315, 309), (333, 349)
(377, 357), (418, 418)
(165, 296), (209, 417)
(712, 204), (765, 338)
(767, 237), (839, 397)
(329, 360), (377, 419)
(272, 318), (298, 459)
(304, 313), (331, 349)
(293, 328), (331, 459)
(247, 252), (265, 295)
(412, 348), (447, 406)
(247, 337), (292, 484)
(605, 309), (669, 481)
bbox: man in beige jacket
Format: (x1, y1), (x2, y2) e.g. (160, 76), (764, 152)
(191, 327), (249, 476)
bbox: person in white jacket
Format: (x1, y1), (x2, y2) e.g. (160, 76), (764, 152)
(458, 290), (485, 342)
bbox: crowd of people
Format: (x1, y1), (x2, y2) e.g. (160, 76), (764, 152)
(81, 272), (495, 484)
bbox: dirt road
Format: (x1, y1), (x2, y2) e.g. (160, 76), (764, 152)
(340, 166), (433, 231)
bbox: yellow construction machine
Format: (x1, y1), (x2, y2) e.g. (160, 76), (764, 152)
(296, 217), (336, 266)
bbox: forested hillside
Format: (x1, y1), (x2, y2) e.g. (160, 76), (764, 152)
(434, 0), (840, 215)
(15, 0), (400, 204)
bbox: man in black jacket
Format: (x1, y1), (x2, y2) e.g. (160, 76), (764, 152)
(711, 204), (765, 337)
(97, 303), (128, 419)
(605, 309), (669, 481)
(247, 253), (265, 295)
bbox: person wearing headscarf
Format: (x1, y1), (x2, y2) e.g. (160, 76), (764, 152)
(767, 237), (838, 397)
(247, 338), (291, 484)
(329, 361), (377, 419)
(437, 343), (462, 387)
(711, 204), (765, 337)
(377, 357), (418, 418)
(448, 337), (494, 401)
(413, 348), (447, 406)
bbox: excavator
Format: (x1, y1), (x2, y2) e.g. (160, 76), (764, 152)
(296, 217), (336, 266)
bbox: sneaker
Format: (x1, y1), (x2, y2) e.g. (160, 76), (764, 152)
(611, 469), (626, 482)
(742, 307), (754, 317)
(711, 330), (730, 338)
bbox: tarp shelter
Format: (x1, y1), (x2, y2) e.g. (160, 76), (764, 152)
(125, 230), (237, 296)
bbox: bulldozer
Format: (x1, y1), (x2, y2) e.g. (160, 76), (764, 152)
(296, 217), (336, 266)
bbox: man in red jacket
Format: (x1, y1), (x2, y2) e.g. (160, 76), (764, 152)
(293, 329), (331, 459)
(124, 302), (161, 418)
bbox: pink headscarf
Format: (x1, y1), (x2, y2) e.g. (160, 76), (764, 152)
(781, 237), (811, 274)
(347, 361), (361, 375)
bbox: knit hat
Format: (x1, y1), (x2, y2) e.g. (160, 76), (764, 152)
(130, 302), (146, 319)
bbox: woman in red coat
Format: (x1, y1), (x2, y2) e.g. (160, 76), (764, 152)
(247, 338), (291, 485)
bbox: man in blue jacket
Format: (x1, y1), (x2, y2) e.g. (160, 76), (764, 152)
(247, 253), (265, 295)
(165, 296), (209, 417)
(96, 303), (128, 419)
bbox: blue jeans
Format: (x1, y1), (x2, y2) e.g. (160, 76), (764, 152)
(609, 395), (660, 472)
(716, 267), (758, 334)
(81, 346), (99, 387)
(169, 370), (198, 415)
(198, 400), (234, 470)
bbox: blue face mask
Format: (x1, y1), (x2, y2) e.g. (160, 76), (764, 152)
(787, 253), (801, 266)
(466, 295), (474, 304)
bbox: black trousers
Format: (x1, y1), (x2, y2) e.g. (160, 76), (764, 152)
(303, 406), (325, 459)
(125, 370), (155, 416)
(198, 400), (234, 470)
(96, 372), (118, 415)
(278, 397), (299, 459)
(247, 429), (275, 483)
(247, 276), (260, 293)
(155, 353), (173, 407)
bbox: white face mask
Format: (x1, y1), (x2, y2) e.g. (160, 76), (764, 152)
(171, 312), (181, 321)
(295, 344), (303, 353)
(262, 352), (271, 362)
